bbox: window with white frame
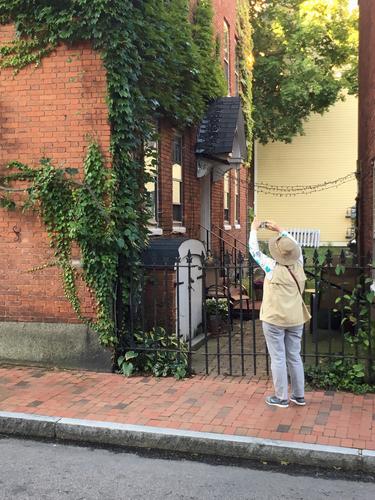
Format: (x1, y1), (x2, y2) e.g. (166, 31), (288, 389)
(172, 134), (183, 225)
(144, 133), (159, 225)
(223, 20), (230, 96)
(235, 169), (240, 224)
(224, 171), (230, 223)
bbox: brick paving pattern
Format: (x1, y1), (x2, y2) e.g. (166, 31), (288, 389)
(0, 365), (374, 451)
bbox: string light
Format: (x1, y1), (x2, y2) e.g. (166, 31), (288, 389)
(238, 172), (356, 197)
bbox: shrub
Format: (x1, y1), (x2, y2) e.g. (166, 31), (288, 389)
(305, 359), (375, 395)
(117, 327), (188, 379)
(205, 298), (228, 319)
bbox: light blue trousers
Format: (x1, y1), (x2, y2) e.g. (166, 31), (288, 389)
(262, 322), (305, 401)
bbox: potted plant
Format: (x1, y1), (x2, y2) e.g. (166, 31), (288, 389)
(205, 298), (229, 336)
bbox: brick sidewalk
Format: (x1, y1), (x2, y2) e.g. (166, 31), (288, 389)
(0, 365), (374, 451)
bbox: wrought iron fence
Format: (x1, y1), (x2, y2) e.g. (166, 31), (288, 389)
(125, 248), (374, 380)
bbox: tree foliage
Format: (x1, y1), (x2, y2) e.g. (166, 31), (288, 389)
(251, 0), (358, 143)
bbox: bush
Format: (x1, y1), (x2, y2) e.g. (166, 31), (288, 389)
(205, 298), (228, 319)
(305, 358), (375, 395)
(117, 327), (188, 379)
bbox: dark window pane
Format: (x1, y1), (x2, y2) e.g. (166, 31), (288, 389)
(173, 137), (182, 164)
(173, 204), (182, 223)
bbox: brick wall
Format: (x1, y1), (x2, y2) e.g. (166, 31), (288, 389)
(0, 25), (110, 323)
(0, 0), (250, 328)
(157, 121), (201, 240)
(206, 0), (250, 252)
(155, 0), (250, 256)
(358, 0), (375, 259)
(211, 0), (238, 97)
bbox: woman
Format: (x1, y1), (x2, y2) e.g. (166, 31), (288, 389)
(249, 217), (311, 408)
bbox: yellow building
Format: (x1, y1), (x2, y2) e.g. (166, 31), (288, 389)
(255, 95), (358, 246)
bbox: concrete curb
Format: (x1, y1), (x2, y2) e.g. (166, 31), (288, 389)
(0, 411), (374, 473)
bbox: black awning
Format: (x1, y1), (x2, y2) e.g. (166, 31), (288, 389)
(195, 96), (247, 161)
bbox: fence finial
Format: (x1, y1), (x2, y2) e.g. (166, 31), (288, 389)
(313, 248), (319, 267)
(325, 248), (333, 266)
(340, 249), (346, 265)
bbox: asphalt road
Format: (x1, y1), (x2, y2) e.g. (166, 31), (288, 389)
(0, 437), (374, 500)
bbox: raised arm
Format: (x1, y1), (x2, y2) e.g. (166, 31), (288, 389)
(249, 218), (276, 279)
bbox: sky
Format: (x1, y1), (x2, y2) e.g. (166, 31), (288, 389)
(349, 0), (358, 12)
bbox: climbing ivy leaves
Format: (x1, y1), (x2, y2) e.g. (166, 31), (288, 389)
(0, 0), (253, 349)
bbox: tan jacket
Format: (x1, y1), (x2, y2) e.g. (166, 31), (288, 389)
(260, 262), (311, 327)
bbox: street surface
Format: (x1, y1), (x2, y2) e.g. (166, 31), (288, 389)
(0, 437), (374, 499)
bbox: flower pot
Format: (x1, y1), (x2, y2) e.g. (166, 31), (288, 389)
(207, 315), (226, 336)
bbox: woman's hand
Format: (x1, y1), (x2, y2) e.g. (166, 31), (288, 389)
(265, 220), (283, 233)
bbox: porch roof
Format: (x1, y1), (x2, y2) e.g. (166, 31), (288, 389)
(195, 96), (247, 161)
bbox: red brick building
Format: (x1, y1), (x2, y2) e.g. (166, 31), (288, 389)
(0, 1), (250, 368)
(358, 0), (375, 259)
(150, 0), (249, 253)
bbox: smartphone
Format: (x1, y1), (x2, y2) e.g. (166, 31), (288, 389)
(260, 221), (268, 229)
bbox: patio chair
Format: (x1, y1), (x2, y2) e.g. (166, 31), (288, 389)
(205, 264), (227, 299)
(228, 285), (261, 320)
(205, 265), (260, 320)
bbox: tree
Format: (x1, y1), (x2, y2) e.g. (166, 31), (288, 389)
(251, 0), (358, 144)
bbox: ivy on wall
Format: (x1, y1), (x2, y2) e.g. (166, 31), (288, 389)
(0, 0), (228, 348)
(237, 0), (254, 156)
(0, 0), (253, 351)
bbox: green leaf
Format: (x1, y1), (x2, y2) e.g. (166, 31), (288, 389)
(335, 264), (345, 276)
(64, 168), (79, 176)
(125, 350), (138, 361)
(353, 363), (364, 372)
(116, 238), (125, 249)
(121, 362), (134, 377)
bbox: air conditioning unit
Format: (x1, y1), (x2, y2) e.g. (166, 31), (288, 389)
(345, 206), (356, 219)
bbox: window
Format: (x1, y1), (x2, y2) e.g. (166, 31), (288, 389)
(235, 169), (240, 224)
(224, 171), (230, 223)
(234, 42), (240, 96)
(223, 21), (230, 96)
(172, 135), (183, 224)
(145, 134), (159, 224)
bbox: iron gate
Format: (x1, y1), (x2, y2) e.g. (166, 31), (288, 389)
(127, 249), (374, 379)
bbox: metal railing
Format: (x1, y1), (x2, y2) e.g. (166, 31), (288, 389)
(123, 248), (375, 380)
(198, 223), (249, 282)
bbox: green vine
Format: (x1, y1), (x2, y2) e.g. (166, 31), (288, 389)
(305, 264), (375, 392)
(0, 1), (249, 353)
(1, 145), (118, 344)
(237, 0), (254, 156)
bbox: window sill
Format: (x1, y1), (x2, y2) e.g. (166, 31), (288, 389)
(234, 224), (241, 230)
(172, 226), (186, 234)
(148, 226), (163, 236)
(224, 224), (232, 231)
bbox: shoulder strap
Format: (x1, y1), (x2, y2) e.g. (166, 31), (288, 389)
(285, 266), (302, 296)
